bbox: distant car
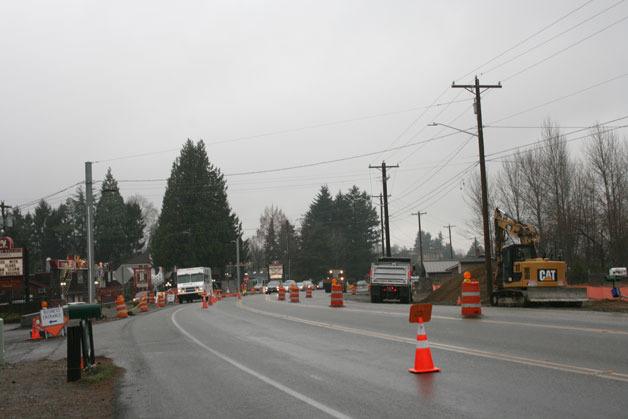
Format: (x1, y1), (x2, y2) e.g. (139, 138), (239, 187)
(265, 281), (281, 294)
(283, 280), (297, 291)
(317, 281), (324, 290)
(253, 283), (264, 292)
(356, 280), (369, 293)
(301, 280), (314, 291)
(296, 282), (304, 291)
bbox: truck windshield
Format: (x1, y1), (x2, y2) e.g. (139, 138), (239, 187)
(178, 273), (205, 284)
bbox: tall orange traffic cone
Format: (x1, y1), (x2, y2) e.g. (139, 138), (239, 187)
(408, 319), (440, 374)
(30, 318), (42, 340)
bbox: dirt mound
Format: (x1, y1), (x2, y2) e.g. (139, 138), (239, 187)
(421, 264), (487, 304)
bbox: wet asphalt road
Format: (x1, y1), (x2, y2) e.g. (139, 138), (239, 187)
(87, 291), (628, 418)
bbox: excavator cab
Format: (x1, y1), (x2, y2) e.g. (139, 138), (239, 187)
(500, 244), (536, 283)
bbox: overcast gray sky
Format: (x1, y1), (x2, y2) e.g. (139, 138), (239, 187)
(2, 0), (627, 253)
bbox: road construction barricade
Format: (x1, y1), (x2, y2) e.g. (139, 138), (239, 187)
(306, 286), (313, 298)
(461, 272), (481, 317)
(290, 285), (299, 303)
(278, 286), (286, 301)
(201, 291), (209, 309)
(149, 291), (155, 305)
(31, 306), (69, 340)
(139, 294), (149, 312)
(157, 292), (166, 308)
(408, 303), (439, 374)
(330, 284), (344, 308)
(116, 295), (129, 318)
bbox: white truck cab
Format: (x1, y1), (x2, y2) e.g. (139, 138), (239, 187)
(176, 267), (212, 303)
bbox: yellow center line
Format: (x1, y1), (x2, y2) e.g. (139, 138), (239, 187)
(239, 301), (628, 383)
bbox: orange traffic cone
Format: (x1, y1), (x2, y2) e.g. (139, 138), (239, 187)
(30, 318), (42, 340)
(408, 319), (440, 374)
(116, 295), (129, 319)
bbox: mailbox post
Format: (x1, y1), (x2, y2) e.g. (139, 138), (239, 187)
(66, 304), (101, 382)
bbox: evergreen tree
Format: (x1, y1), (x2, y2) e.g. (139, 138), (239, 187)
(94, 168), (128, 266)
(151, 139), (241, 275)
(341, 186), (379, 278)
(125, 201), (145, 256)
(65, 188), (87, 256)
(264, 218), (281, 264)
(300, 186), (335, 278)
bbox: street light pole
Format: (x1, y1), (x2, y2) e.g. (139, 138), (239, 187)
(235, 236), (241, 298)
(85, 162), (95, 304)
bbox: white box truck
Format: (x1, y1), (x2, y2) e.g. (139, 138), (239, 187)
(176, 267), (212, 303)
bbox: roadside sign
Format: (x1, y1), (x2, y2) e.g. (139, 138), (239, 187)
(40, 306), (64, 327)
(409, 303), (432, 323)
(166, 293), (175, 304)
(268, 262), (283, 280)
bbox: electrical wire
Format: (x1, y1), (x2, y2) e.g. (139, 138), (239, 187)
(15, 181), (83, 210)
(489, 72), (628, 124)
(503, 13), (628, 82)
(482, 0), (625, 76)
(455, 0), (595, 82)
(93, 98), (473, 164)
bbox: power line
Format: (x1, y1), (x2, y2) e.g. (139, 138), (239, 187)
(503, 13), (628, 81)
(390, 135), (474, 204)
(15, 181), (83, 210)
(93, 98), (473, 164)
(455, 0), (595, 82)
(484, 115), (628, 159)
(490, 72), (628, 123)
(482, 0), (625, 77)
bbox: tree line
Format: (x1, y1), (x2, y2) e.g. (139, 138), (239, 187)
(249, 185), (380, 281)
(465, 120), (627, 280)
(7, 169), (149, 273)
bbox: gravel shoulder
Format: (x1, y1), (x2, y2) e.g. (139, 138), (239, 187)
(0, 357), (122, 419)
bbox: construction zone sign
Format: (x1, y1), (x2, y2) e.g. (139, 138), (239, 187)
(409, 303), (432, 323)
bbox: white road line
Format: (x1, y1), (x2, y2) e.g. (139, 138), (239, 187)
(262, 296), (628, 336)
(239, 303), (628, 383)
(171, 308), (351, 419)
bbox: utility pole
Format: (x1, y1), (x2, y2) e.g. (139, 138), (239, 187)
(411, 211), (427, 276)
(85, 162), (95, 304)
(444, 224), (455, 259)
(369, 162), (398, 257)
(0, 201), (12, 235)
(236, 236), (241, 298)
(371, 194), (385, 257)
(452, 75), (501, 302)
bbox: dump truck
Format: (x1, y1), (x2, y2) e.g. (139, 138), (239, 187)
(492, 208), (587, 306)
(369, 257), (412, 303)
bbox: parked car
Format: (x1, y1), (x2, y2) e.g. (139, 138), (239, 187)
(356, 280), (369, 293)
(253, 283), (264, 292)
(265, 281), (281, 294)
(296, 282), (304, 291)
(283, 280), (297, 291)
(301, 280), (314, 291)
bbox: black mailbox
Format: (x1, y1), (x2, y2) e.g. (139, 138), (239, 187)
(68, 304), (101, 320)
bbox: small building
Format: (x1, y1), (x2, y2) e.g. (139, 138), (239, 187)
(423, 260), (461, 285)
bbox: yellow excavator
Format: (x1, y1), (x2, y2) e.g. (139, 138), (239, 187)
(492, 208), (588, 306)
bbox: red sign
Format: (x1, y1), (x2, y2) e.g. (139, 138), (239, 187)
(409, 303), (432, 323)
(0, 236), (14, 249)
